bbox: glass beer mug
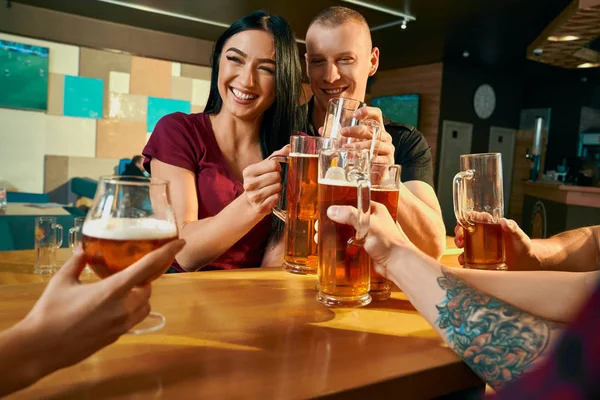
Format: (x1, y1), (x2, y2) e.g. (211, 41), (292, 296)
(272, 136), (332, 274)
(453, 153), (507, 271)
(317, 148), (371, 307)
(369, 163), (401, 300)
(321, 97), (365, 142)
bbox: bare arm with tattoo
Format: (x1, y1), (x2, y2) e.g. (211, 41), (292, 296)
(327, 203), (563, 389)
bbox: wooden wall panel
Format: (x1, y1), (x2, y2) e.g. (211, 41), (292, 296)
(369, 63), (443, 168)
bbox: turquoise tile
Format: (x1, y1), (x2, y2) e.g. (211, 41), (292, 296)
(147, 97), (191, 132)
(63, 75), (103, 118)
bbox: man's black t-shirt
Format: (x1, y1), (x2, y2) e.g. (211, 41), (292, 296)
(303, 98), (434, 187)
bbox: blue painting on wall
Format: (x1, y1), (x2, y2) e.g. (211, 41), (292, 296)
(63, 75), (104, 119)
(147, 97), (191, 132)
(0, 40), (49, 111)
(371, 94), (420, 129)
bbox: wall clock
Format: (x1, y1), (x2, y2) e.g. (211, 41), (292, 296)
(473, 84), (496, 120)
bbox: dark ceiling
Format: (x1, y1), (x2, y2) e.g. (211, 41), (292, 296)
(11, 0), (573, 72)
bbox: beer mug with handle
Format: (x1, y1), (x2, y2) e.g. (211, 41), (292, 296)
(453, 153), (507, 271)
(318, 148), (371, 307)
(69, 216), (93, 274)
(272, 135), (332, 275)
(34, 216), (63, 274)
(321, 97), (365, 142)
(369, 162), (401, 300)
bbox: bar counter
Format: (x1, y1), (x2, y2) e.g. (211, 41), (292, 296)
(521, 181), (600, 238)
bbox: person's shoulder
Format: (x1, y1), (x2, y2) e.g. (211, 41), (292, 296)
(382, 116), (424, 143)
(156, 112), (206, 129)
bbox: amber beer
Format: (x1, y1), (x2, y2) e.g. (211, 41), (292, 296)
(318, 178), (371, 307)
(369, 187), (400, 299)
(283, 153), (319, 273)
(463, 221), (505, 270)
(454, 153), (506, 270)
(82, 218), (178, 279)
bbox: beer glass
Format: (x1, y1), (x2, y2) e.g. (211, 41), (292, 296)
(34, 217), (63, 274)
(82, 176), (178, 334)
(273, 136), (332, 274)
(69, 217), (93, 274)
(369, 163), (401, 301)
(318, 148), (371, 307)
(453, 153), (507, 271)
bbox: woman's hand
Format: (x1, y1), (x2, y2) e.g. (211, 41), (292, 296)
(20, 240), (184, 380)
(242, 145), (289, 215)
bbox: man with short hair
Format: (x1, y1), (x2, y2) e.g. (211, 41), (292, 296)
(304, 6), (445, 258)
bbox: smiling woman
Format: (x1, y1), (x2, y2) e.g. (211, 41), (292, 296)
(142, 10), (306, 272)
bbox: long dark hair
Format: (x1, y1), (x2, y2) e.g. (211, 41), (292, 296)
(204, 10), (305, 156)
(204, 10), (305, 245)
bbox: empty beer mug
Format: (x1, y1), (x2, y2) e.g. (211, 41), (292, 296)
(369, 163), (401, 301)
(322, 97), (365, 141)
(272, 135), (332, 275)
(69, 216), (93, 274)
(34, 216), (63, 274)
(317, 148), (371, 307)
(453, 153), (507, 271)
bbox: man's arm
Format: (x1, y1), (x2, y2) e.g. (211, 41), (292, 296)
(385, 246), (562, 390)
(452, 268), (599, 323)
(398, 180), (446, 259)
(531, 226), (600, 272)
(455, 223), (600, 272)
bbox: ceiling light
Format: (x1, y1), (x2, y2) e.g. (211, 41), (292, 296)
(401, 20), (407, 30)
(547, 35), (580, 42)
(577, 62), (600, 68)
(341, 0), (415, 21)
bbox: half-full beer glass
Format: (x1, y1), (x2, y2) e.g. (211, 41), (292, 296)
(369, 163), (401, 300)
(318, 148), (371, 307)
(82, 176), (178, 334)
(273, 136), (332, 274)
(453, 153), (506, 271)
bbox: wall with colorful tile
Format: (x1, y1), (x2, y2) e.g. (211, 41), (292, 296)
(0, 33), (212, 193)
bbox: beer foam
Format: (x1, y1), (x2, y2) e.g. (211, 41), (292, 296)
(289, 153), (319, 158)
(318, 178), (360, 187)
(82, 218), (177, 240)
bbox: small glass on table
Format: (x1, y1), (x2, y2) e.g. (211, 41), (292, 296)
(82, 176), (178, 334)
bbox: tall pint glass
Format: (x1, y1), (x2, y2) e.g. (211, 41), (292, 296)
(317, 148), (371, 307)
(273, 136), (332, 274)
(453, 153), (507, 271)
(369, 163), (401, 300)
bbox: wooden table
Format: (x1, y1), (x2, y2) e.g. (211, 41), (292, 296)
(0, 239), (481, 399)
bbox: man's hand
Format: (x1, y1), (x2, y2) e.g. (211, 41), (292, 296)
(340, 106), (395, 165)
(454, 219), (540, 270)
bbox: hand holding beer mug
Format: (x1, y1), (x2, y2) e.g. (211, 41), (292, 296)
(321, 97), (365, 141)
(369, 163), (401, 300)
(318, 148), (371, 307)
(272, 136), (332, 274)
(453, 153), (507, 270)
(82, 176), (179, 334)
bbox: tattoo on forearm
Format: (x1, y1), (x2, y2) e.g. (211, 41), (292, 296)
(436, 269), (551, 389)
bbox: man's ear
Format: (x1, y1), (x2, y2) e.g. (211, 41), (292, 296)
(369, 47), (380, 77)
